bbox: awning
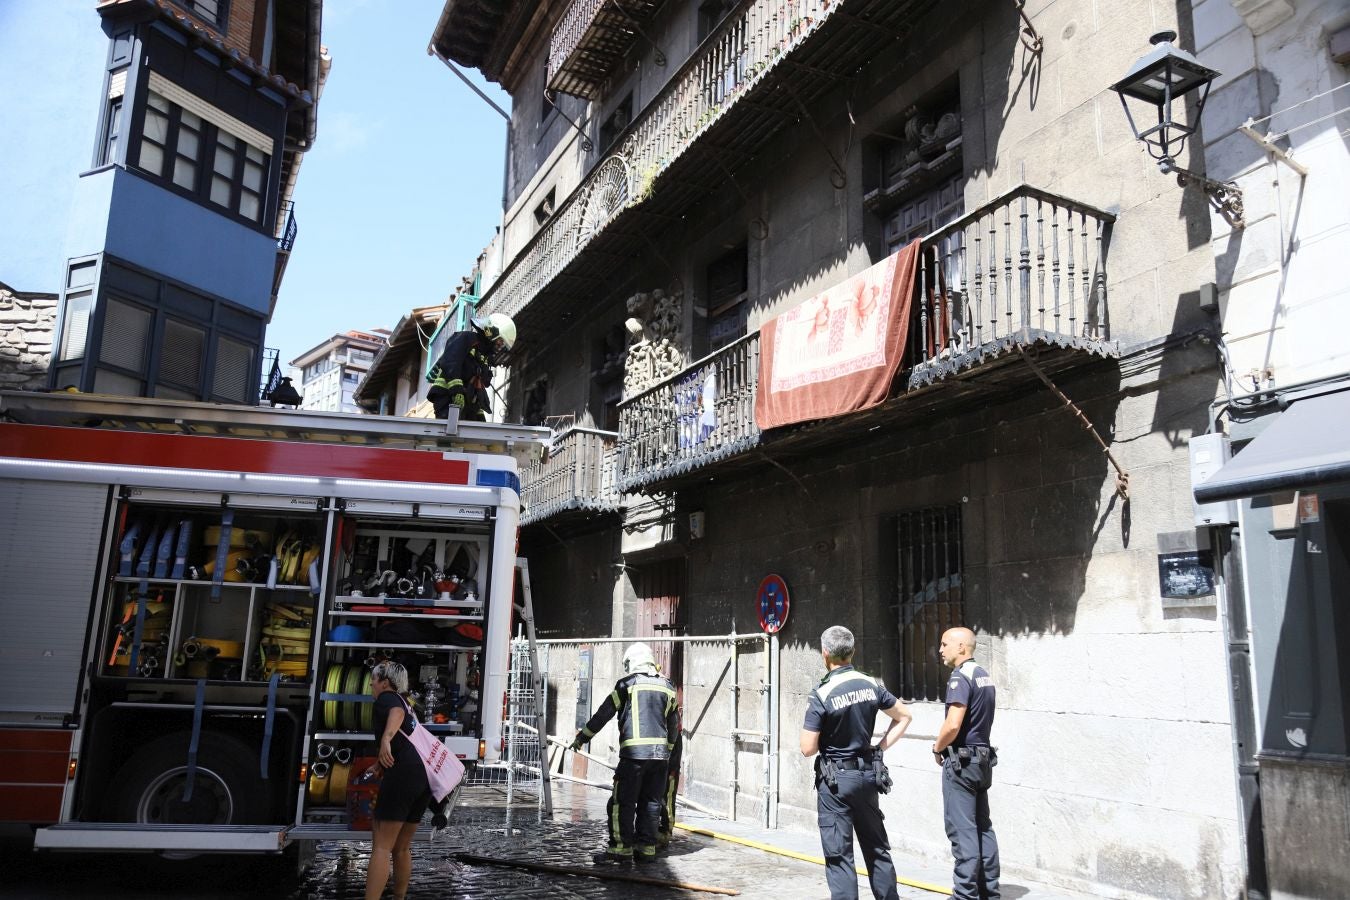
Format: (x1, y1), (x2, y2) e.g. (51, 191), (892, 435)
(1195, 387), (1350, 503)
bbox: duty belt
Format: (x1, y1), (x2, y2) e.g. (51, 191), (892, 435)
(829, 756), (873, 770)
(942, 746), (995, 761)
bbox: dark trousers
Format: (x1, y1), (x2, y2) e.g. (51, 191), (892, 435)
(942, 756), (1000, 900)
(607, 757), (666, 856)
(658, 735), (682, 844)
(816, 769), (900, 900)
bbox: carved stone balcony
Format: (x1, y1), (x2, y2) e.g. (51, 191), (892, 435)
(614, 185), (1118, 493)
(548, 0), (665, 99)
(520, 426), (621, 526)
(481, 0), (942, 336)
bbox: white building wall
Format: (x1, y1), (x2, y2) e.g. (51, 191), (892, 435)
(1196, 0), (1350, 390)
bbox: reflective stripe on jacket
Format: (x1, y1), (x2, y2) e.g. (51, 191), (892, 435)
(580, 672), (680, 761)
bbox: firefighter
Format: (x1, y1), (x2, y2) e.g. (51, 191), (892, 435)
(426, 313), (516, 421)
(571, 643), (680, 864)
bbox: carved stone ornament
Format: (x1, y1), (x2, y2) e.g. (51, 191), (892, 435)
(623, 288), (686, 397)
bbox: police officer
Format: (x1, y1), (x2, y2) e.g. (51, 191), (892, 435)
(932, 626), (1000, 900)
(571, 642), (680, 864)
(801, 626), (913, 900)
(426, 313), (515, 421)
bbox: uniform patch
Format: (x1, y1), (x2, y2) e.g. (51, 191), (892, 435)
(829, 687), (878, 710)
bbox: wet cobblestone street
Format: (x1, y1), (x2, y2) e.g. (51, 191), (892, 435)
(4, 782), (1095, 899)
(6, 783), (838, 900)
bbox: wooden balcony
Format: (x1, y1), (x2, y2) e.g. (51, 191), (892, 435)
(520, 426), (621, 526)
(479, 0), (942, 337)
(548, 0), (664, 99)
(614, 185), (1118, 493)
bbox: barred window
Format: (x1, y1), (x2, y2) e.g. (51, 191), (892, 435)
(896, 505), (964, 701)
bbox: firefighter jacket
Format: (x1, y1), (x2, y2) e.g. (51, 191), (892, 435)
(578, 672), (680, 761)
(428, 331), (493, 415)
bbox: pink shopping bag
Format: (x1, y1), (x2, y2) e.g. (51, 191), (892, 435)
(398, 697), (465, 802)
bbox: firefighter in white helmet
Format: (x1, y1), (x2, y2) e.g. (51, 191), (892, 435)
(571, 642), (681, 864)
(426, 313), (516, 421)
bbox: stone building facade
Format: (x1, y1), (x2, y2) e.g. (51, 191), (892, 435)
(426, 0), (1284, 896)
(0, 282), (58, 391)
(1188, 2), (1350, 898)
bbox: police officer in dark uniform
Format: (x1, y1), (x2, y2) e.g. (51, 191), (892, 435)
(932, 626), (1000, 900)
(571, 642), (680, 864)
(801, 626), (913, 900)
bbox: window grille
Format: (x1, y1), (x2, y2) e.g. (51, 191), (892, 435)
(896, 505), (964, 701)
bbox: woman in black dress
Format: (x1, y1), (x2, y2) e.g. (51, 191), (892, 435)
(364, 660), (431, 900)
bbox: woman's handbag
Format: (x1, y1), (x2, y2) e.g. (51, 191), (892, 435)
(397, 697), (466, 802)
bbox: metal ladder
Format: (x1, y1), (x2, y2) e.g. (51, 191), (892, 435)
(507, 557), (553, 816)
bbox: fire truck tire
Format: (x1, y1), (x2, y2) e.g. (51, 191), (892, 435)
(105, 732), (271, 825)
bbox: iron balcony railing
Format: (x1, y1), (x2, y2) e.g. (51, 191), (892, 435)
(907, 184), (1115, 388)
(276, 200), (298, 252)
(615, 333), (762, 490)
(485, 0), (843, 323)
(520, 426), (621, 525)
(613, 185), (1116, 490)
(547, 0), (664, 98)
(548, 0), (606, 88)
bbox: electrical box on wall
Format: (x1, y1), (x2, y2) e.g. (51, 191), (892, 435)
(1189, 432), (1238, 526)
(688, 511), (705, 541)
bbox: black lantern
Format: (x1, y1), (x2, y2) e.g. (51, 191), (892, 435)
(1113, 31), (1243, 227)
(1112, 31), (1219, 162)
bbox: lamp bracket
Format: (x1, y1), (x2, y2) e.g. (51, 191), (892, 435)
(1160, 159), (1245, 229)
(1012, 0), (1044, 54)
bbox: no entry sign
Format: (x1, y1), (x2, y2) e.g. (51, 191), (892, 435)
(757, 574), (790, 634)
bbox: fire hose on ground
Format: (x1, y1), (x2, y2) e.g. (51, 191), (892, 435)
(543, 734), (952, 896)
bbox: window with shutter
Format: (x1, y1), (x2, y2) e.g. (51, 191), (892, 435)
(59, 292), (93, 361)
(158, 318), (206, 393)
(99, 297), (152, 373)
(212, 335), (254, 403)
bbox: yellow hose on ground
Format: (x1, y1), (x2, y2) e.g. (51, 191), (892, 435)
(672, 823), (952, 896)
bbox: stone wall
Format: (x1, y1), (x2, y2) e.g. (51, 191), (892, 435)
(511, 0), (1249, 896)
(0, 282), (57, 390)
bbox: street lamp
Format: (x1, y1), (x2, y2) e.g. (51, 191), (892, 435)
(1112, 31), (1243, 227)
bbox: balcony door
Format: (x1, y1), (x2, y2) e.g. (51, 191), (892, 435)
(633, 558), (684, 692)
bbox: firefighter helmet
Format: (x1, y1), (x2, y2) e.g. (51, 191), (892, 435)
(623, 642), (658, 674)
(472, 313), (517, 351)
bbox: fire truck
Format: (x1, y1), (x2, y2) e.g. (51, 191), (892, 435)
(0, 390), (549, 858)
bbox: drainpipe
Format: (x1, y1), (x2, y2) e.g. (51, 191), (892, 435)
(428, 45), (513, 284)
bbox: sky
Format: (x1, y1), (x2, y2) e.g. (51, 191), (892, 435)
(0, 0), (512, 369)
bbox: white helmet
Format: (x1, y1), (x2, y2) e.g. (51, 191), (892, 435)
(622, 642), (658, 675)
(473, 313), (517, 351)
